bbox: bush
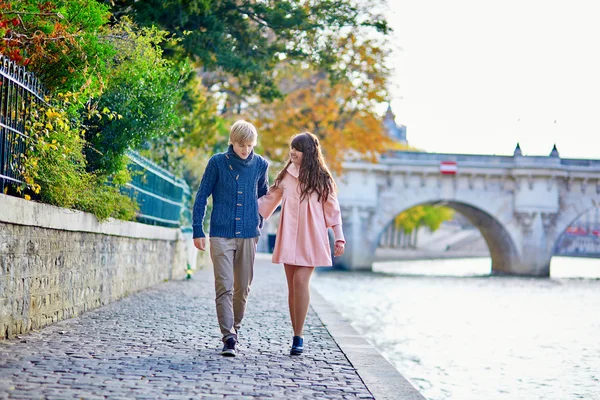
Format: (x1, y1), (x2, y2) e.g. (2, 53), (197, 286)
(20, 93), (138, 221)
(84, 21), (188, 176)
(0, 0), (115, 96)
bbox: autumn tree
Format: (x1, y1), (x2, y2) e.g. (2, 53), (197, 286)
(103, 0), (390, 104)
(0, 0), (114, 95)
(98, 0), (392, 186)
(393, 205), (455, 248)
(250, 33), (393, 173)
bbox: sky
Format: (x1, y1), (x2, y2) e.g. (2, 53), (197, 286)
(383, 0), (600, 159)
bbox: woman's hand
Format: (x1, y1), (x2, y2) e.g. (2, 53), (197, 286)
(334, 240), (345, 257)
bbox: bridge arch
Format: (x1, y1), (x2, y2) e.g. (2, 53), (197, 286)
(551, 205), (600, 257)
(371, 199), (521, 275)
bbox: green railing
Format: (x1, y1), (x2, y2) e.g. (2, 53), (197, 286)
(124, 151), (191, 228)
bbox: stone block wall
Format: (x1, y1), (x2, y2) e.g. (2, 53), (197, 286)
(0, 194), (190, 339)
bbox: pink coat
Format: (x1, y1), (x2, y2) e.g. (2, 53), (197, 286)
(258, 163), (345, 267)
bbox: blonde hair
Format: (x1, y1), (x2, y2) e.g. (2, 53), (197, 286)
(229, 120), (258, 145)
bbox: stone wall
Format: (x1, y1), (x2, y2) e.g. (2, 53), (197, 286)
(0, 194), (192, 339)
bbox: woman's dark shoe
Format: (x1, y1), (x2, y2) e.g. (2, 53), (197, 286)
(290, 336), (304, 355)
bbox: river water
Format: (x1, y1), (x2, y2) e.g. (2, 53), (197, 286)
(311, 256), (600, 400)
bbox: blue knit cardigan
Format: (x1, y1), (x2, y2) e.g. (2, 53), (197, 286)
(192, 146), (269, 239)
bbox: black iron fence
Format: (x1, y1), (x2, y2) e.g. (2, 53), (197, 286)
(0, 54), (191, 228)
(0, 55), (45, 193)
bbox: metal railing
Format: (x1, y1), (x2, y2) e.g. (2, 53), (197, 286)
(0, 54), (191, 228)
(124, 151), (191, 228)
(0, 55), (45, 193)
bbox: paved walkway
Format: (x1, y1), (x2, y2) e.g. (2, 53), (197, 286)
(0, 255), (376, 399)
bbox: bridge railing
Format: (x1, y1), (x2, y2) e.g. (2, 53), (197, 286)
(382, 151), (515, 164)
(381, 150), (600, 169)
(561, 159), (600, 167)
(0, 55), (45, 193)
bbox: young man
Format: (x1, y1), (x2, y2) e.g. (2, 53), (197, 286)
(193, 120), (269, 357)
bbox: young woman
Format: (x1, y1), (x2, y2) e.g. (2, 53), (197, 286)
(258, 132), (345, 355)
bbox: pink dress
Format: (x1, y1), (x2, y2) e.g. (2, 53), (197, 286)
(258, 163), (345, 267)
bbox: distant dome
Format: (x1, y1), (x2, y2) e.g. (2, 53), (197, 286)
(383, 104), (407, 143)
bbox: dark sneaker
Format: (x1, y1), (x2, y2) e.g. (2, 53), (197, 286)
(221, 338), (237, 357)
(290, 336), (304, 355)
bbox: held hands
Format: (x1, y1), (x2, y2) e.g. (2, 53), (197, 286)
(193, 237), (206, 251)
(334, 240), (345, 257)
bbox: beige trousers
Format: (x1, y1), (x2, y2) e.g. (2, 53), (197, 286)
(209, 237), (257, 342)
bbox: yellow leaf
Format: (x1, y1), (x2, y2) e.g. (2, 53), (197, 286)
(45, 110), (61, 119)
(24, 195), (31, 201)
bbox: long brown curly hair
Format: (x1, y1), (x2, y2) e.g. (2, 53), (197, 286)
(272, 132), (337, 203)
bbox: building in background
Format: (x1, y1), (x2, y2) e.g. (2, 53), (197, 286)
(383, 104), (407, 144)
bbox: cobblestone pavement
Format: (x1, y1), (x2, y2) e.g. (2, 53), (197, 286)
(0, 254), (374, 399)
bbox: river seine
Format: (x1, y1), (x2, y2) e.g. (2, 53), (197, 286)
(311, 256), (600, 400)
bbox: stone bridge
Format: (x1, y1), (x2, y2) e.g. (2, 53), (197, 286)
(334, 148), (600, 276)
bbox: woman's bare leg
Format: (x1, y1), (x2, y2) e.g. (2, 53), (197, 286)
(284, 264), (297, 334)
(291, 266), (314, 337)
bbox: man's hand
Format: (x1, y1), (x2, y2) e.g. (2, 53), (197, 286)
(194, 237), (206, 251)
(334, 240), (345, 257)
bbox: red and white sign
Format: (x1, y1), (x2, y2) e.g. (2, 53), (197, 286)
(440, 161), (458, 175)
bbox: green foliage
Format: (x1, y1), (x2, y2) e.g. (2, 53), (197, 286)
(4, 3), (196, 223)
(1, 0), (115, 96)
(139, 78), (228, 178)
(19, 93), (138, 221)
(83, 21), (188, 175)
(5, 0), (395, 227)
(102, 0), (394, 186)
(106, 0), (390, 102)
(76, 181), (139, 221)
(395, 205), (455, 234)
